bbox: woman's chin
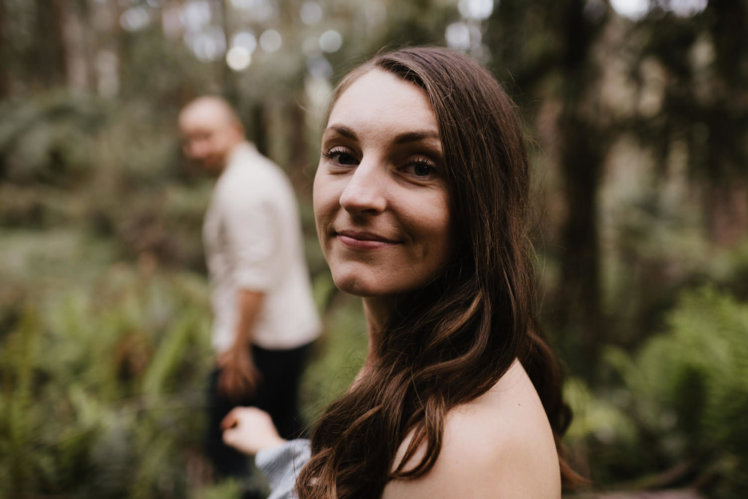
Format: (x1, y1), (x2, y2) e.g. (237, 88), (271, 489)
(333, 277), (378, 297)
(331, 272), (388, 298)
(330, 266), (436, 298)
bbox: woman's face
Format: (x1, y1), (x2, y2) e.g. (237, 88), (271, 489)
(313, 69), (452, 298)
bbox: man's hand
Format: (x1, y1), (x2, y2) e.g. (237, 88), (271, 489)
(222, 406), (286, 456)
(216, 289), (265, 400)
(217, 347), (262, 401)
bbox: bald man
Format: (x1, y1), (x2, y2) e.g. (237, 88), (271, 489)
(179, 96), (320, 480)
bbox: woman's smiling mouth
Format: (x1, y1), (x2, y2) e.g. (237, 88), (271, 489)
(335, 230), (399, 249)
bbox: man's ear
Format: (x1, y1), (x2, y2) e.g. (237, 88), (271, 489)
(232, 119), (246, 140)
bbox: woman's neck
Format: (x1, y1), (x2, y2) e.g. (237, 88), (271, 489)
(361, 296), (397, 372)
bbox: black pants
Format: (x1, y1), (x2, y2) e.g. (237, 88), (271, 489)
(205, 342), (313, 479)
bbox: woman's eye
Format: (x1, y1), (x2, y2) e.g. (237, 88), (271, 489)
(404, 160), (437, 178)
(323, 148), (358, 166)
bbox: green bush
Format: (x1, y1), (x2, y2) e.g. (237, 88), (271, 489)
(300, 292), (368, 424)
(0, 92), (207, 271)
(604, 286), (748, 495)
(0, 93), (107, 187)
(0, 265), (214, 498)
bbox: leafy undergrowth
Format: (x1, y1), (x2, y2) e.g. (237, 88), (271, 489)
(565, 286), (748, 497)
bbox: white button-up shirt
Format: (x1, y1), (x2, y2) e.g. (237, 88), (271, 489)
(203, 142), (320, 353)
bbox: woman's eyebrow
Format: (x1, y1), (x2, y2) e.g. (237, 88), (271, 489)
(324, 124), (357, 140)
(323, 125), (441, 147)
(393, 130), (440, 145)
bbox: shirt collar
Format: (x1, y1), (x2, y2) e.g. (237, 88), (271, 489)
(224, 141), (256, 170)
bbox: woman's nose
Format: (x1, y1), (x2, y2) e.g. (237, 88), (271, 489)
(339, 160), (387, 214)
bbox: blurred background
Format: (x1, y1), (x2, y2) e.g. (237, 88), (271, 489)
(1, 0), (747, 497)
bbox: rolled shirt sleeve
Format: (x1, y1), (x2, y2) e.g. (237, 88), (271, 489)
(222, 193), (281, 291)
(256, 439), (311, 499)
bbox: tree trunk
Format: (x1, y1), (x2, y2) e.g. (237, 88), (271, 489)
(287, 97), (309, 189)
(702, 1), (748, 247)
(705, 181), (748, 246)
(251, 103), (268, 157)
(554, 0), (606, 377)
(61, 0), (91, 92)
(91, 0), (123, 98)
(0, 0), (8, 98)
(32, 0), (68, 89)
(557, 111), (604, 374)
(218, 0), (238, 105)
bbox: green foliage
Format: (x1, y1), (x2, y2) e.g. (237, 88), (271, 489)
(190, 478), (243, 499)
(300, 292), (368, 423)
(0, 90), (211, 268)
(581, 286), (748, 495)
(118, 27), (214, 107)
(564, 378), (637, 444)
(563, 377), (647, 487)
(0, 263), (214, 498)
(0, 93), (107, 186)
(0, 306), (40, 496)
(600, 180), (708, 346)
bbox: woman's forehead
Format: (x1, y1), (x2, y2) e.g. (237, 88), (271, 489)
(327, 69), (438, 136)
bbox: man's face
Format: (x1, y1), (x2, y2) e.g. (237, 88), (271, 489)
(179, 106), (242, 173)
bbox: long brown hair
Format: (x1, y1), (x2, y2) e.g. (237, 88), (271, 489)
(297, 46), (577, 498)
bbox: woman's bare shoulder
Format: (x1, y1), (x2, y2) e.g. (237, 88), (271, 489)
(383, 360), (561, 498)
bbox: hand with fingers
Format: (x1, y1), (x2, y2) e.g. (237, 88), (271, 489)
(217, 347), (262, 401)
(221, 406), (287, 456)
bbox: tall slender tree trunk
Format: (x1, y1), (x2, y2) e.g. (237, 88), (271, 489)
(252, 103), (268, 157)
(217, 0), (238, 105)
(705, 181), (748, 246)
(287, 97), (309, 188)
(702, 1), (748, 247)
(557, 111), (604, 374)
(0, 0), (8, 98)
(554, 0), (606, 377)
(32, 0), (68, 89)
(61, 0), (91, 92)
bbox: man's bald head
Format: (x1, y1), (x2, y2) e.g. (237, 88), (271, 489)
(178, 96), (245, 173)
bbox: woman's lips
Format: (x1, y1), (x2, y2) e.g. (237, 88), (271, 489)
(335, 230), (398, 250)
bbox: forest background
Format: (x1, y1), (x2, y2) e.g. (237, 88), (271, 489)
(1, 0), (747, 497)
